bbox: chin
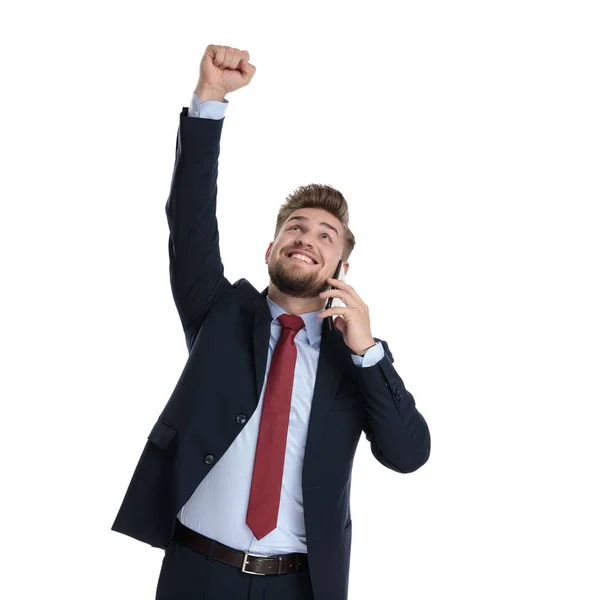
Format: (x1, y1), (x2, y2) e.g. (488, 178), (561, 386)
(268, 262), (323, 299)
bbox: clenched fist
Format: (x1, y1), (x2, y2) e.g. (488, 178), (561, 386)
(195, 45), (256, 101)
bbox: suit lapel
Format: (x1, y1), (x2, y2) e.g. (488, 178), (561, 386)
(302, 321), (345, 469)
(246, 286), (345, 458)
(250, 288), (272, 404)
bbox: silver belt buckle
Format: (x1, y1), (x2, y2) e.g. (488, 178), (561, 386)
(242, 551), (270, 575)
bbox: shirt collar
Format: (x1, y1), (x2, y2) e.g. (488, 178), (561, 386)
(266, 295), (324, 347)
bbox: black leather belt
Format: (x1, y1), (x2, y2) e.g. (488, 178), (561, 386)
(172, 520), (309, 576)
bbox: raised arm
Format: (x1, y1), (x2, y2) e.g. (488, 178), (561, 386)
(165, 45), (256, 343)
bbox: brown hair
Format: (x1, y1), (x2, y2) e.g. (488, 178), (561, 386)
(274, 184), (356, 261)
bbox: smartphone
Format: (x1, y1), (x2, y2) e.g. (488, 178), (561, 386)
(325, 259), (345, 331)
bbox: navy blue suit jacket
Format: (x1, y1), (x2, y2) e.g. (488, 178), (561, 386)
(112, 108), (430, 600)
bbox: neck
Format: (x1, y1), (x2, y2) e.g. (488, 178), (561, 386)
(267, 283), (328, 315)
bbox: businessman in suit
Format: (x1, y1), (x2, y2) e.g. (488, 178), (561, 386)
(112, 45), (431, 600)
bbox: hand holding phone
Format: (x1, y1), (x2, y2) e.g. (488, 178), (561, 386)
(325, 259), (345, 331)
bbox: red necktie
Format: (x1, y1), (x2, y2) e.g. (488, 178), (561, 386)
(246, 313), (305, 540)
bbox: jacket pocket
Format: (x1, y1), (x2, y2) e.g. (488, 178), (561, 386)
(148, 419), (176, 449)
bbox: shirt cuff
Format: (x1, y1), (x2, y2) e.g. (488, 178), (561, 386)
(351, 342), (385, 367)
(187, 91), (229, 120)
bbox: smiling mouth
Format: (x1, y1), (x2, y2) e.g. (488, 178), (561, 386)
(287, 255), (318, 266)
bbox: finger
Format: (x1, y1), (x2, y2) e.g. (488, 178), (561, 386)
(318, 306), (350, 318)
(334, 315), (346, 331)
(233, 49), (245, 70)
(205, 44), (219, 58)
(327, 277), (352, 290)
(214, 46), (227, 68)
(240, 60), (256, 80)
(320, 289), (351, 306)
(232, 50), (246, 71)
(229, 48), (243, 70)
(223, 47), (237, 70)
(326, 278), (361, 304)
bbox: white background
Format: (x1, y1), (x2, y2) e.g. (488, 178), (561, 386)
(2, 1), (599, 598)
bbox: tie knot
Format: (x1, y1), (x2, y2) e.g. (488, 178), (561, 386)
(277, 314), (305, 335)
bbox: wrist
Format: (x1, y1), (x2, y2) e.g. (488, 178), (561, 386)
(354, 340), (377, 356)
(195, 85), (227, 102)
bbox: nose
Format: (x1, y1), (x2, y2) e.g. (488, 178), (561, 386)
(294, 233), (317, 251)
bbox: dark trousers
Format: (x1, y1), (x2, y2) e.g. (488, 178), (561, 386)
(156, 540), (315, 600)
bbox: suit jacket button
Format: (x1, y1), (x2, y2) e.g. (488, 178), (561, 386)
(204, 454), (215, 465)
(236, 414), (247, 424)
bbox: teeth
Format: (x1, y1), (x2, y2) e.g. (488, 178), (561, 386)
(291, 253), (315, 264)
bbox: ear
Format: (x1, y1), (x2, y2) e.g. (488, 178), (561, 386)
(343, 262), (350, 276)
(265, 242), (274, 264)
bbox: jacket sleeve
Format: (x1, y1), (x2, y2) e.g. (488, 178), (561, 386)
(165, 108), (233, 343)
(356, 338), (431, 473)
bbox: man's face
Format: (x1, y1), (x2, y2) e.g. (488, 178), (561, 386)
(265, 208), (346, 299)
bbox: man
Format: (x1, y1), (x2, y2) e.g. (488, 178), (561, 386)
(112, 44), (431, 600)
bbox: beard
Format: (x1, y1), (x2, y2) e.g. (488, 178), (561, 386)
(268, 255), (331, 299)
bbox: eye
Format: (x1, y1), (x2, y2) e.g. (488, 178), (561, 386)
(290, 225), (331, 241)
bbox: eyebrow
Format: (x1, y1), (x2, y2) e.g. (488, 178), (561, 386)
(286, 215), (339, 239)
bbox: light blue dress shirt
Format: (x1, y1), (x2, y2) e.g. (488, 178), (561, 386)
(177, 93), (384, 555)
